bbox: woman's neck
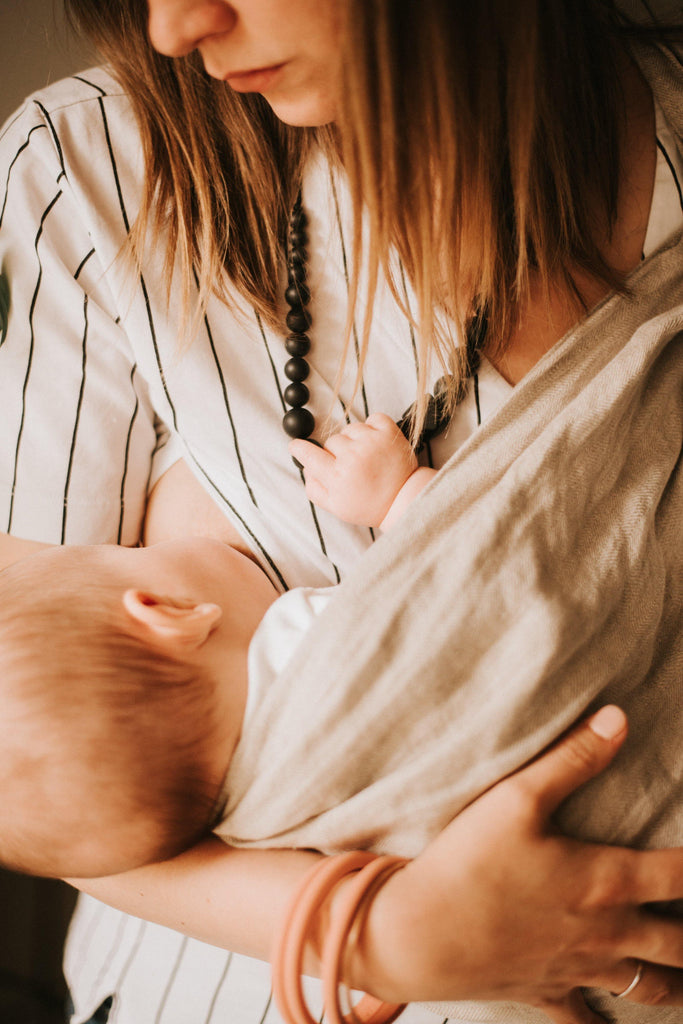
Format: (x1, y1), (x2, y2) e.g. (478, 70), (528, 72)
(491, 52), (656, 387)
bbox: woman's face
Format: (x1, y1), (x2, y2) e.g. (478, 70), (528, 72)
(146, 0), (343, 126)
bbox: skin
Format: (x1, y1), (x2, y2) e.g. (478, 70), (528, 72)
(146, 0), (343, 126)
(289, 413), (436, 530)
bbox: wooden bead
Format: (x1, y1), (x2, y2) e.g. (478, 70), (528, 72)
(288, 248), (306, 267)
(286, 308), (312, 333)
(285, 333), (311, 357)
(288, 260), (307, 283)
(285, 356), (310, 382)
(285, 282), (311, 306)
(284, 381), (310, 407)
(283, 406), (315, 439)
(289, 230), (307, 250)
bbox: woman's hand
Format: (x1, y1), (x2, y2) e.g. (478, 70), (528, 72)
(351, 706), (683, 1024)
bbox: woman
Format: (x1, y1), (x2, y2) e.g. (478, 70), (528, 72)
(0, 1), (682, 1023)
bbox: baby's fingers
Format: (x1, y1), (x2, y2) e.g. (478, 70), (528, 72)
(365, 412), (404, 437)
(289, 439), (335, 477)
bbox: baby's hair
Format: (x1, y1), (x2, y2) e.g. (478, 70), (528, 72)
(0, 552), (224, 878)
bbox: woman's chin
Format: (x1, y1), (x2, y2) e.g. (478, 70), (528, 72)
(262, 91), (337, 128)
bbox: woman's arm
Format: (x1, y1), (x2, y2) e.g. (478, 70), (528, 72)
(0, 533), (50, 570)
(68, 708), (683, 1023)
(143, 458), (257, 556)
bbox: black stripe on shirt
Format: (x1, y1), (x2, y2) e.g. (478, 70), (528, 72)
(194, 271), (259, 508)
(72, 74), (108, 98)
(473, 371), (482, 426)
(397, 258), (436, 469)
(7, 189), (63, 533)
(202, 952), (233, 1024)
(61, 293), (89, 542)
(68, 901), (107, 992)
(97, 96), (130, 233)
(397, 260), (419, 375)
(0, 123), (48, 228)
(85, 910), (128, 1009)
(118, 363), (140, 544)
(34, 103), (66, 177)
(256, 309), (341, 584)
(109, 918), (147, 1020)
(154, 936), (188, 1024)
(257, 990), (273, 1024)
(74, 247), (96, 281)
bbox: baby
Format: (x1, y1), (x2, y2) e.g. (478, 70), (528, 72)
(0, 416), (434, 879)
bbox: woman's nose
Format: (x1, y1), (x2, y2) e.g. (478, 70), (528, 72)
(147, 0), (237, 57)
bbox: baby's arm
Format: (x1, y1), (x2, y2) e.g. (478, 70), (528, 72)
(289, 413), (436, 530)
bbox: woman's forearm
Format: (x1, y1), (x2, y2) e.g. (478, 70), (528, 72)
(67, 838), (322, 964)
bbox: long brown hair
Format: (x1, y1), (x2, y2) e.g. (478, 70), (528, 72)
(64, 0), (676, 431)
(64, 0), (321, 326)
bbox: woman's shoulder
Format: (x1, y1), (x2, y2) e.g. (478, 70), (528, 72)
(2, 66), (126, 132)
(0, 66), (134, 169)
(0, 65), (143, 235)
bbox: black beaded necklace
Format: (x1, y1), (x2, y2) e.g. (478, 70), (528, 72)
(281, 193), (483, 453)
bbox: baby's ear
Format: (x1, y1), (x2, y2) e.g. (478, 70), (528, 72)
(122, 589), (222, 651)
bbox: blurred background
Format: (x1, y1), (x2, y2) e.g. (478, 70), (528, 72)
(1, 0), (94, 123)
(1, 8), (96, 1023)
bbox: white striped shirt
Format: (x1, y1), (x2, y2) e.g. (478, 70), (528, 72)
(0, 63), (681, 1024)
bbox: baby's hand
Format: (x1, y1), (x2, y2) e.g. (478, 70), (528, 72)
(289, 413), (418, 527)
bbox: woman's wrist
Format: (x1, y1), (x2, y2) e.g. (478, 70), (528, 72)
(345, 856), (464, 1005)
(69, 839), (324, 963)
(339, 859), (423, 1002)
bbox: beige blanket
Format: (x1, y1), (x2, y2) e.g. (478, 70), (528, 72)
(219, 42), (683, 1024)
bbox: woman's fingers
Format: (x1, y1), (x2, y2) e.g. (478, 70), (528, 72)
(618, 962), (683, 1008)
(512, 705), (628, 822)
(616, 909), (683, 973)
(591, 958), (683, 1008)
(631, 847), (683, 904)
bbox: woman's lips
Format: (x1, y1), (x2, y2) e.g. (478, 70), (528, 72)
(223, 64), (286, 92)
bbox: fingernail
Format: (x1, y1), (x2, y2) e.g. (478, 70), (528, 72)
(588, 705), (627, 740)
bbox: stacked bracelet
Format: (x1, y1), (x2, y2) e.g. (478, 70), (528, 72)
(272, 852), (409, 1024)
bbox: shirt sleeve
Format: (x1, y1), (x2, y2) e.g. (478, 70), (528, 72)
(0, 95), (162, 546)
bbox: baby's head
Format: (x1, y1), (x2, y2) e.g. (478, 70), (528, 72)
(0, 538), (270, 878)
